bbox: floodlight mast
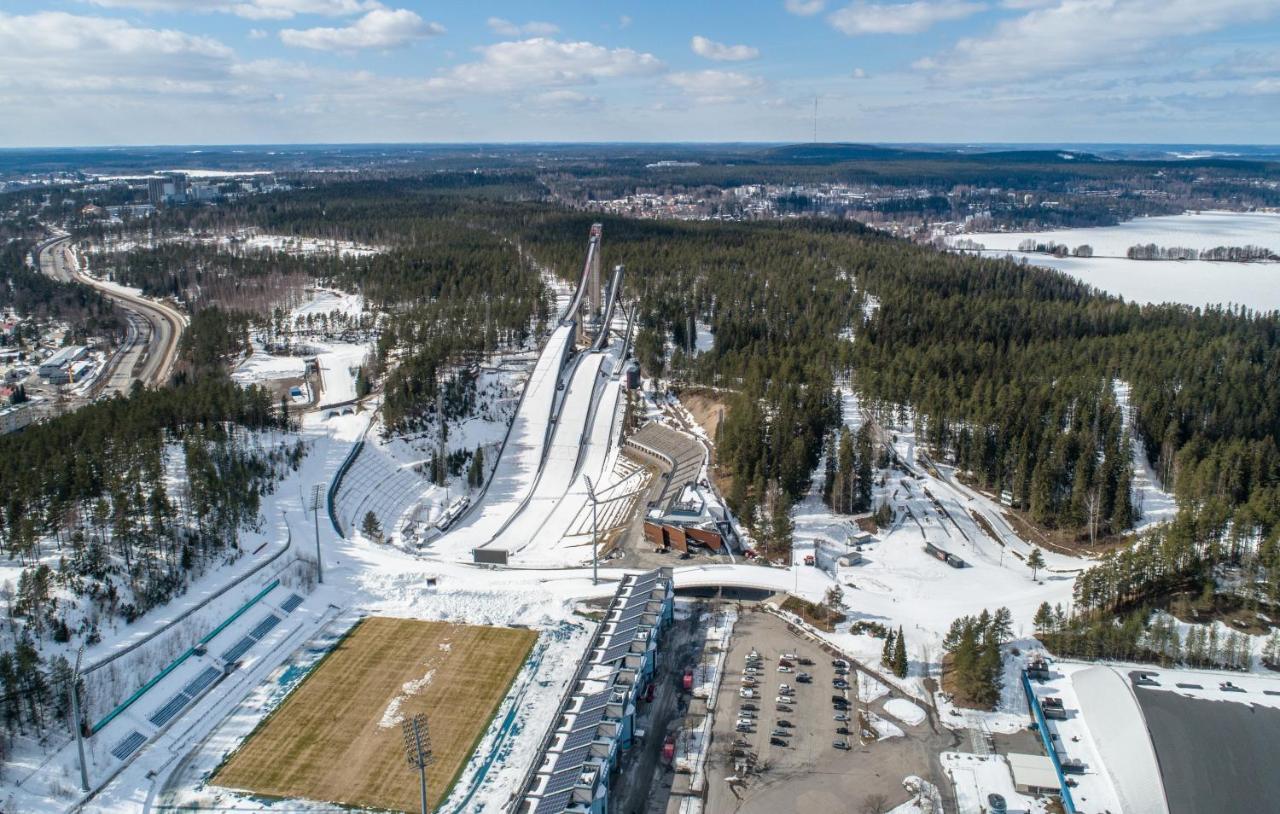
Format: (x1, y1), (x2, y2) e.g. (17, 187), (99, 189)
(309, 483), (324, 584)
(402, 713), (434, 814)
(583, 475), (599, 585)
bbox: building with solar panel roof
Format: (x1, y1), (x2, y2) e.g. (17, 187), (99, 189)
(519, 567), (674, 814)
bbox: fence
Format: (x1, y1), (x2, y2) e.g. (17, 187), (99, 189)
(1021, 669), (1079, 814)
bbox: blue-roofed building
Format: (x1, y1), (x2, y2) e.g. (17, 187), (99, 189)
(519, 567), (674, 814)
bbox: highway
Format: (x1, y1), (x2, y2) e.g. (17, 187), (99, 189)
(37, 234), (187, 394)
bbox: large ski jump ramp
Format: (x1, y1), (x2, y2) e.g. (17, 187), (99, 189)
(481, 350), (609, 558)
(438, 323), (574, 556)
(507, 358), (627, 566)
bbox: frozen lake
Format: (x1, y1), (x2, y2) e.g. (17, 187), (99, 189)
(953, 211), (1280, 310)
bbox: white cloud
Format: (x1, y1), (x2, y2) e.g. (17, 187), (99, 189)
(828, 1), (986, 35)
(920, 0), (1280, 82)
(529, 89), (603, 110)
(785, 0), (828, 15)
(427, 38), (664, 94)
(82, 0), (382, 20)
(280, 8), (443, 51)
(666, 69), (764, 101)
(691, 35), (760, 61)
(486, 17), (560, 37)
(0, 10), (234, 96)
(851, 67), (868, 78)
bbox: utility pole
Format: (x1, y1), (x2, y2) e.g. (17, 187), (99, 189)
(583, 475), (600, 585)
(402, 713), (434, 814)
(309, 484), (324, 584)
(70, 645), (89, 792)
(436, 376), (447, 488)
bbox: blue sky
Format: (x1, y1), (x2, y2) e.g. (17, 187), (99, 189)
(1, 0), (1278, 146)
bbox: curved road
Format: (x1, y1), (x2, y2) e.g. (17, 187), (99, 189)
(38, 234), (186, 393)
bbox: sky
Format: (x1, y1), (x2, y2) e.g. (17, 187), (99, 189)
(0, 0), (1278, 147)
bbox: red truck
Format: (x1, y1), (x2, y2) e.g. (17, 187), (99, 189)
(662, 735), (676, 764)
(682, 668), (694, 691)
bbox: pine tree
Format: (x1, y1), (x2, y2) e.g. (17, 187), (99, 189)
(1026, 547), (1045, 581)
(1033, 602), (1054, 636)
(882, 629), (896, 665)
(892, 626), (908, 678)
(361, 510), (383, 542)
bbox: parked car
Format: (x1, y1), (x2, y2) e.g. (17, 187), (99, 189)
(831, 694), (848, 704)
(770, 737), (789, 747)
(776, 695), (794, 704)
(833, 713), (850, 722)
(739, 710), (756, 719)
(832, 659), (849, 669)
(833, 679), (850, 689)
(832, 740), (851, 750)
(740, 688), (756, 698)
(776, 719), (794, 728)
(778, 683), (793, 692)
(781, 653), (799, 661)
(777, 666), (793, 673)
(798, 657), (814, 665)
(836, 726), (850, 735)
(771, 728), (789, 738)
(987, 794), (1007, 813)
(735, 723), (754, 733)
(741, 702), (758, 711)
(776, 703), (793, 713)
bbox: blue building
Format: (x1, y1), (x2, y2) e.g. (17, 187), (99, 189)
(520, 567), (675, 814)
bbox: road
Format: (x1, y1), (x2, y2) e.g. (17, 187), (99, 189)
(38, 234), (187, 393)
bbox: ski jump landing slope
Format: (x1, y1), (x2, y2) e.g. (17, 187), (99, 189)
(437, 323), (574, 555)
(506, 354), (625, 567)
(480, 349), (609, 558)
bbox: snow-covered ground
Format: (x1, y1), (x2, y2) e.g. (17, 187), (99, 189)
(950, 211), (1280, 309)
(1113, 380), (1177, 530)
(964, 211), (1280, 257)
(941, 752), (1048, 814)
(789, 387), (1083, 714)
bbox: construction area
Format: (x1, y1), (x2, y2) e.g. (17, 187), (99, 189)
(213, 617), (536, 813)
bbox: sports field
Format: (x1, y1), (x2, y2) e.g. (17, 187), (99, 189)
(214, 616), (537, 813)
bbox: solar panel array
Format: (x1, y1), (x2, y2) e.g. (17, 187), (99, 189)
(531, 788), (574, 814)
(247, 613), (282, 640)
(522, 570), (669, 814)
(221, 635), (256, 664)
(148, 691), (192, 728)
(280, 593), (304, 613)
(182, 666), (221, 697)
(111, 730), (146, 760)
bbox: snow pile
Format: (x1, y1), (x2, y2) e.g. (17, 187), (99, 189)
(378, 668), (436, 729)
(866, 711), (903, 740)
(858, 672), (890, 704)
(883, 697), (926, 726)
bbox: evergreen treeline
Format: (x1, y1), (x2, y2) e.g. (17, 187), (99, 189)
(823, 424), (877, 515)
(0, 240), (120, 339)
(942, 608), (1012, 708)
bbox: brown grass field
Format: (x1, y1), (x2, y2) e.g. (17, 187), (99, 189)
(214, 617), (536, 813)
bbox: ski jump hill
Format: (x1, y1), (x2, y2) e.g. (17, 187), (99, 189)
(434, 225), (629, 567)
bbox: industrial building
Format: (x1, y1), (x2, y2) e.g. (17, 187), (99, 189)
(38, 345), (87, 378)
(519, 568), (675, 814)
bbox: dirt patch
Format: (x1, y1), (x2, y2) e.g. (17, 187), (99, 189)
(678, 388), (730, 463)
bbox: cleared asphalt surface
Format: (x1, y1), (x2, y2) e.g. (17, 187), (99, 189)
(39, 236), (185, 391)
(1131, 676), (1280, 814)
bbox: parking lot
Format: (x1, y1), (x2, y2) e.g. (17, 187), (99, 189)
(704, 610), (956, 814)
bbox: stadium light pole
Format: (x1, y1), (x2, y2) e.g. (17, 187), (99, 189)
(309, 483), (324, 584)
(583, 475), (599, 586)
(402, 712), (434, 814)
(70, 645), (89, 792)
